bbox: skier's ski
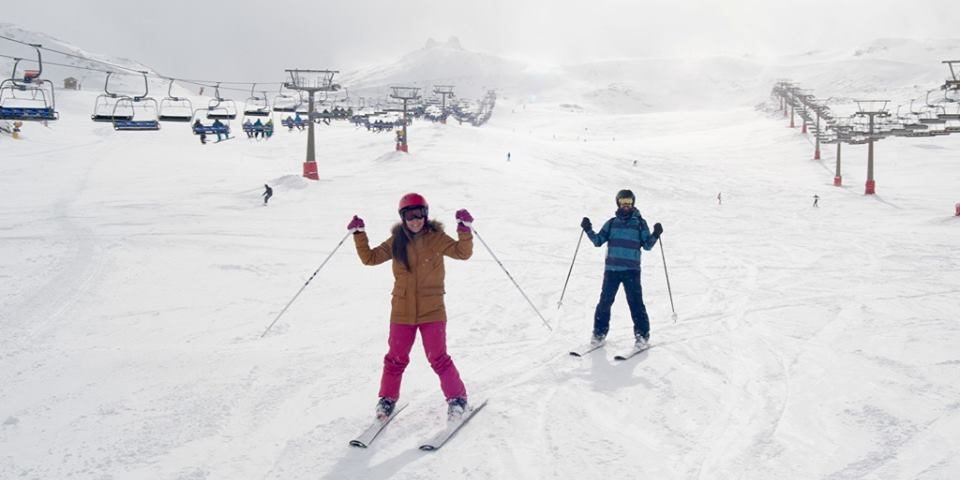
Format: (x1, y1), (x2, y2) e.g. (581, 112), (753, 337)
(418, 399), (488, 451)
(348, 402), (408, 448)
(569, 342), (604, 357)
(614, 343), (652, 361)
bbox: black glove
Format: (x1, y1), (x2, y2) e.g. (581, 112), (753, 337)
(580, 217), (592, 231)
(653, 222), (663, 237)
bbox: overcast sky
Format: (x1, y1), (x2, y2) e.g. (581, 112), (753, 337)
(3, 0), (959, 83)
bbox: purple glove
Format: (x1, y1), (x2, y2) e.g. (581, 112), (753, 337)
(347, 215), (365, 233)
(455, 209), (473, 233)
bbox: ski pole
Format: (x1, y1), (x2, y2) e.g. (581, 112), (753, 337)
(472, 228), (552, 331)
(658, 237), (677, 323)
(556, 229), (585, 310)
(261, 231), (351, 338)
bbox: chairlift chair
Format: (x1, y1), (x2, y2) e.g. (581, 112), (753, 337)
(243, 84), (270, 117)
(113, 73), (160, 131)
(206, 83), (238, 120)
(158, 79), (194, 122)
(0, 44), (59, 121)
(91, 72), (133, 122)
(272, 84), (299, 112)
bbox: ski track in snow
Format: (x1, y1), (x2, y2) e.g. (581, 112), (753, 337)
(1, 85), (959, 480)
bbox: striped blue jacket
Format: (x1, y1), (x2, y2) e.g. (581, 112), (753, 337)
(587, 209), (658, 271)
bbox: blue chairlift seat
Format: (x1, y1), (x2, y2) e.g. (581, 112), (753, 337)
(0, 106), (59, 121)
(193, 124), (231, 135)
(242, 123), (267, 134)
(114, 119), (160, 131)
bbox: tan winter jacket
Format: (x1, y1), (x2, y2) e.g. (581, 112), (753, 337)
(354, 221), (473, 324)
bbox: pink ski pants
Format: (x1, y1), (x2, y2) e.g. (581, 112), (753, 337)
(379, 321), (467, 401)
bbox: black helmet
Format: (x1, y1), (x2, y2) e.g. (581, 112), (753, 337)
(615, 189), (635, 206)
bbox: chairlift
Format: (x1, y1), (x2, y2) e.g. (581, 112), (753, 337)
(295, 92), (310, 116)
(936, 100), (960, 121)
(243, 83), (270, 117)
(158, 78), (194, 122)
(0, 44), (59, 121)
(272, 84), (299, 113)
(206, 83), (237, 120)
(91, 72), (133, 122)
(112, 72), (160, 131)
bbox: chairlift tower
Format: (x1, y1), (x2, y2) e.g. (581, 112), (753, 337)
(853, 100), (890, 195)
(283, 69), (341, 180)
(830, 123), (852, 186)
(433, 85), (455, 124)
(390, 86), (420, 152)
(810, 103), (832, 161)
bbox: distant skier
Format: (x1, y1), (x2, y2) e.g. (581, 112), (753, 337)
(507, 152), (511, 162)
(265, 118), (274, 138)
(813, 194), (820, 208)
(253, 118), (264, 139)
(262, 184), (273, 205)
(348, 193), (475, 422)
(718, 192), (722, 205)
(212, 119), (227, 142)
(580, 189), (662, 350)
(193, 119), (207, 144)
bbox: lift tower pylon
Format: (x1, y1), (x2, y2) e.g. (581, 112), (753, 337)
(284, 69), (341, 180)
(390, 86), (421, 153)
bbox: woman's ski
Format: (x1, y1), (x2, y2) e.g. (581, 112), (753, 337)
(349, 402), (409, 448)
(569, 343), (604, 357)
(419, 399), (488, 451)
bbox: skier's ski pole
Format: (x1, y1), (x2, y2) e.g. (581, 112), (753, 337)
(472, 228), (552, 331)
(658, 237), (677, 323)
(556, 229), (584, 310)
(261, 231), (351, 338)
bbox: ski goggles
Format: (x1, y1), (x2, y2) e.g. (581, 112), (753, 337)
(617, 198), (634, 206)
(402, 208), (427, 221)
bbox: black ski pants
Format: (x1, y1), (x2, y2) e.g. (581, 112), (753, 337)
(593, 269), (649, 339)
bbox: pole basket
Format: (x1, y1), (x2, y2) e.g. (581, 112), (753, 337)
(303, 161), (318, 180)
(834, 176), (842, 187)
(865, 179), (876, 195)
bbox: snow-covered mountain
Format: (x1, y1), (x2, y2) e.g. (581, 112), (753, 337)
(0, 23), (193, 98)
(4, 23), (957, 115)
(340, 35), (960, 114)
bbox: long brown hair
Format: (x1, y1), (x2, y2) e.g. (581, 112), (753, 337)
(391, 220), (441, 271)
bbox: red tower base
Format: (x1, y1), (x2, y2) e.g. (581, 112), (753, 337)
(802, 123), (808, 134)
(865, 179), (876, 195)
(955, 203), (960, 216)
(833, 176), (842, 186)
(400, 143), (408, 153)
(303, 161), (318, 180)
(814, 149), (821, 160)
(789, 118), (795, 128)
